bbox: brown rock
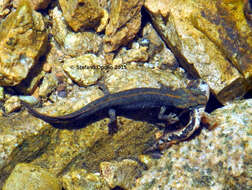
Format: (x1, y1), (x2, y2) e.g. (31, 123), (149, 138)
(0, 86), (4, 100)
(0, 1), (48, 86)
(38, 73), (58, 97)
(144, 0), (251, 104)
(59, 0), (104, 31)
(51, 6), (103, 56)
(63, 54), (104, 86)
(104, 0), (144, 52)
(141, 22), (179, 70)
(13, 0), (51, 10)
(4, 96), (21, 113)
(0, 110), (55, 189)
(62, 169), (110, 190)
(194, 0), (252, 83)
(50, 6), (68, 47)
(100, 159), (142, 189)
(112, 45), (149, 65)
(0, 0), (11, 17)
(96, 8), (109, 32)
(64, 32), (102, 57)
(3, 163), (61, 190)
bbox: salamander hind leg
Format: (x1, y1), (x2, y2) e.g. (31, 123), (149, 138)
(108, 108), (118, 135)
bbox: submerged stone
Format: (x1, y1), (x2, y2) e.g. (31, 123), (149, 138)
(59, 0), (104, 31)
(0, 1), (48, 86)
(62, 169), (110, 190)
(3, 163), (61, 190)
(104, 0), (144, 52)
(144, 0), (251, 104)
(133, 99), (252, 189)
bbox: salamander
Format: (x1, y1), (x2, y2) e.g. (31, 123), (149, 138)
(22, 79), (209, 151)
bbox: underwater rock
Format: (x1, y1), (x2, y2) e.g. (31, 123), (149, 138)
(0, 1), (48, 86)
(3, 163), (61, 190)
(144, 0), (251, 104)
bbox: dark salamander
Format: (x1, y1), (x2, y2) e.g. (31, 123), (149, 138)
(22, 80), (209, 151)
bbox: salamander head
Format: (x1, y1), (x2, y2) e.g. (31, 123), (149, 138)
(187, 79), (210, 103)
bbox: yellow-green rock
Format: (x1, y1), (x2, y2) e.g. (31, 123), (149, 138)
(0, 0), (11, 17)
(3, 163), (61, 190)
(59, 0), (104, 31)
(63, 54), (104, 86)
(193, 0), (252, 83)
(104, 0), (144, 52)
(51, 6), (103, 57)
(0, 1), (48, 86)
(144, 0), (251, 104)
(13, 0), (52, 10)
(4, 96), (21, 113)
(0, 110), (55, 189)
(62, 169), (110, 190)
(100, 159), (142, 189)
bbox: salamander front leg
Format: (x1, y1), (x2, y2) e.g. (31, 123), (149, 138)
(158, 106), (179, 125)
(108, 108), (118, 135)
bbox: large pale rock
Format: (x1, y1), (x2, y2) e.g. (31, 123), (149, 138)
(63, 54), (104, 86)
(59, 0), (104, 31)
(104, 0), (144, 52)
(133, 99), (252, 189)
(0, 111), (55, 189)
(0, 1), (48, 86)
(3, 163), (61, 190)
(51, 7), (102, 57)
(144, 0), (251, 104)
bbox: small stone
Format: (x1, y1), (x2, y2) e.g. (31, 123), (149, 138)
(62, 169), (110, 190)
(39, 73), (58, 97)
(4, 96), (21, 113)
(138, 155), (156, 169)
(15, 70), (46, 94)
(3, 163), (61, 190)
(43, 63), (52, 73)
(63, 54), (104, 86)
(18, 95), (39, 105)
(13, 0), (52, 10)
(59, 0), (104, 31)
(141, 23), (179, 70)
(96, 8), (109, 32)
(0, 86), (4, 101)
(63, 32), (102, 57)
(104, 0), (144, 52)
(0, 1), (48, 86)
(113, 46), (149, 65)
(100, 159), (142, 189)
(0, 0), (11, 17)
(56, 84), (67, 98)
(55, 72), (66, 83)
(50, 6), (68, 46)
